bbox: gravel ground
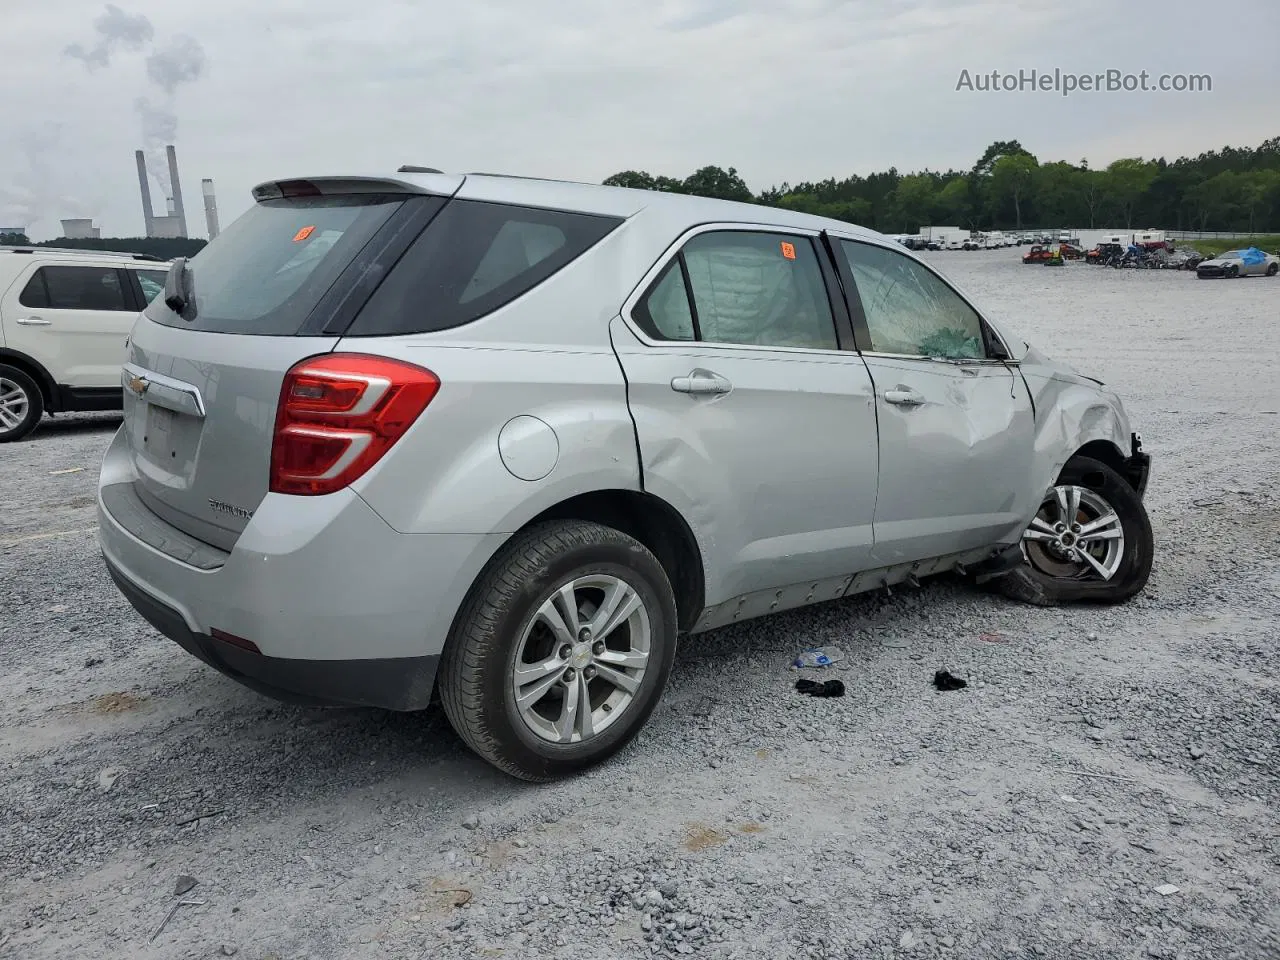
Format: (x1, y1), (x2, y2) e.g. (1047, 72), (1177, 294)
(2, 251), (1278, 960)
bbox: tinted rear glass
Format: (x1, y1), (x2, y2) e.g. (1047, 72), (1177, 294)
(344, 200), (623, 337)
(40, 266), (130, 311)
(149, 195), (404, 335)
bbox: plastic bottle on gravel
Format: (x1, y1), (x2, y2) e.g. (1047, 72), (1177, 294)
(792, 646), (845, 669)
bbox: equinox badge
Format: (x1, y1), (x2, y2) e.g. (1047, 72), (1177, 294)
(208, 498), (254, 520)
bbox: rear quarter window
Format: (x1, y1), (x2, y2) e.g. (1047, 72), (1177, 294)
(344, 200), (623, 337)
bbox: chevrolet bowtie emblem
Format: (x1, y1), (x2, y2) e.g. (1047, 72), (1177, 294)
(126, 375), (149, 396)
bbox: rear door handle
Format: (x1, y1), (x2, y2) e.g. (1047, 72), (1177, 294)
(884, 387), (925, 406)
(671, 370), (732, 396)
(15, 316), (51, 326)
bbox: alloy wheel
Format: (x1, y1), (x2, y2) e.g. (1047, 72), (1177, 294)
(511, 574), (652, 745)
(1022, 484), (1126, 582)
(0, 377), (31, 433)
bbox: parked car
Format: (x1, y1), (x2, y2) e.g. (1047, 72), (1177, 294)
(961, 237), (981, 251)
(1195, 248), (1280, 279)
(0, 247), (169, 441)
(97, 170), (1154, 781)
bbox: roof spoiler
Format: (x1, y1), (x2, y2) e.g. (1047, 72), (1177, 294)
(251, 173), (464, 203)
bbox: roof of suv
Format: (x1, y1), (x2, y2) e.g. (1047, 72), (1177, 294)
(461, 172), (888, 243)
(0, 246), (169, 264)
(257, 169), (889, 245)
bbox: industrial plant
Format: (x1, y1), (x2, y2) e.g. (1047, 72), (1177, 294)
(134, 144), (219, 240)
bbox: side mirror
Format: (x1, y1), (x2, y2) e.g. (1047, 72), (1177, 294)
(985, 325), (1011, 361)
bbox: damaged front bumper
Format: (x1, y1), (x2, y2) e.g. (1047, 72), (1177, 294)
(1123, 432), (1151, 499)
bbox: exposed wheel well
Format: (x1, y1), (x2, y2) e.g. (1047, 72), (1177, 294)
(526, 490), (705, 633)
(1072, 440), (1132, 488)
(0, 349), (57, 410)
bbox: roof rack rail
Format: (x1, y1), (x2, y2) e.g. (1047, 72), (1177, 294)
(466, 172), (584, 185)
(0, 246), (171, 262)
(397, 165), (444, 174)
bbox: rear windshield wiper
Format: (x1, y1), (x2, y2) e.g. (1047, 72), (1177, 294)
(164, 258), (191, 314)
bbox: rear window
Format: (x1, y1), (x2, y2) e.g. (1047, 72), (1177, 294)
(344, 200), (623, 337)
(149, 195), (405, 335)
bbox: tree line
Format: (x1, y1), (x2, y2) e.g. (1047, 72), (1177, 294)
(604, 135), (1280, 235)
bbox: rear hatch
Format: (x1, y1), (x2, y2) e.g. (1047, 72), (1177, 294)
(121, 176), (459, 550)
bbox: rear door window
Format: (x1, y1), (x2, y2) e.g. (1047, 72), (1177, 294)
(149, 194), (407, 335)
(633, 261), (695, 341)
(345, 200), (623, 337)
(18, 271), (48, 308)
(633, 231), (839, 350)
(25, 266), (131, 312)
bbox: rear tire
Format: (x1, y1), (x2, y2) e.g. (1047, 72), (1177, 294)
(997, 455), (1153, 607)
(438, 520), (678, 781)
(0, 364), (43, 443)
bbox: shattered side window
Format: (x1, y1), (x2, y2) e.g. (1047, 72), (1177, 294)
(839, 240), (985, 360)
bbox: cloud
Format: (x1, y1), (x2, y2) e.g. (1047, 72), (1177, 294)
(64, 3), (154, 70)
(2, 0), (1276, 239)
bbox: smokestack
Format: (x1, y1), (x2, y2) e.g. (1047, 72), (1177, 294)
(165, 144), (188, 238)
(136, 149), (155, 236)
(201, 178), (220, 240)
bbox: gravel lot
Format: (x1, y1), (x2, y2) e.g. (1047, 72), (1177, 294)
(2, 251), (1278, 960)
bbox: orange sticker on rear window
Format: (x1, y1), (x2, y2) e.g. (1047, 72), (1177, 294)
(293, 225), (316, 243)
(780, 241), (796, 260)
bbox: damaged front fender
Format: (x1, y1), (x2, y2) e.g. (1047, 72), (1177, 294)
(1019, 348), (1142, 498)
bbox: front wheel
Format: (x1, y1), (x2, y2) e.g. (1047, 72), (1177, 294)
(997, 455), (1153, 607)
(1267, 263), (1278, 277)
(438, 520), (678, 781)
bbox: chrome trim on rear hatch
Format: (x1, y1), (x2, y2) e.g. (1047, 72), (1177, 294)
(122, 363), (206, 418)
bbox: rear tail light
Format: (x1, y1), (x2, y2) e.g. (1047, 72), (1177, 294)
(270, 353), (439, 496)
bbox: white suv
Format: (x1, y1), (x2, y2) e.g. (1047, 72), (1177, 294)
(0, 247), (169, 441)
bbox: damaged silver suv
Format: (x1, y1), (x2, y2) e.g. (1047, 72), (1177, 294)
(98, 169), (1153, 780)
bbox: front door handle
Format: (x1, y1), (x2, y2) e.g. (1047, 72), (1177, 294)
(884, 387), (925, 406)
(15, 316), (51, 326)
(671, 370), (732, 396)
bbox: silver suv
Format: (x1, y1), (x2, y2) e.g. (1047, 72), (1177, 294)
(98, 170), (1153, 780)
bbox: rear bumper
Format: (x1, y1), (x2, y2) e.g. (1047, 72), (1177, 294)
(106, 558), (439, 709)
(97, 427), (505, 710)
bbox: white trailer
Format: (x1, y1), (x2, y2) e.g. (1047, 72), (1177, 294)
(919, 225), (963, 246)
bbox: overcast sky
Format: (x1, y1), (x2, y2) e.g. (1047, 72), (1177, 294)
(2, 0), (1277, 239)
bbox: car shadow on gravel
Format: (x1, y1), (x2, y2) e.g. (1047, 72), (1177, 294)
(32, 414), (123, 439)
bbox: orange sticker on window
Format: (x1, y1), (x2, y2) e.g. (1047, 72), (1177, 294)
(780, 241), (796, 260)
(293, 225), (316, 243)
